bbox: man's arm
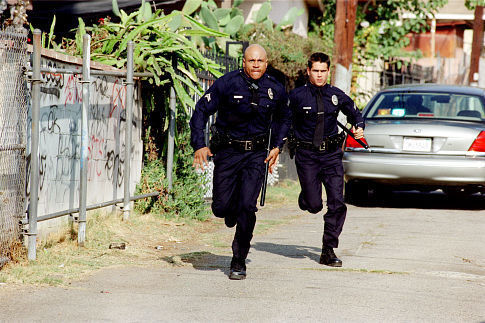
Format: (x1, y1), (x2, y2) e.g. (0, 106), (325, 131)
(340, 94), (365, 135)
(265, 90), (291, 172)
(189, 80), (222, 169)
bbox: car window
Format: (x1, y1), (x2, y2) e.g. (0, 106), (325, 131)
(365, 92), (485, 121)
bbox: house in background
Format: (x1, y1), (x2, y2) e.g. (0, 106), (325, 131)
(354, 0), (485, 99)
(402, 0), (485, 87)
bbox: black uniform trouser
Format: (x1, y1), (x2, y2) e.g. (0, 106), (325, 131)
(295, 148), (347, 248)
(211, 147), (266, 261)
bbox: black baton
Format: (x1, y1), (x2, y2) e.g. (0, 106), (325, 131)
(337, 120), (369, 149)
(260, 117), (273, 207)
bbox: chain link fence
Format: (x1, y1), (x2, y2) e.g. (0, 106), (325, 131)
(0, 26), (28, 268)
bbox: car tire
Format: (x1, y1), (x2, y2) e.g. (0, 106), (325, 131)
(344, 180), (369, 205)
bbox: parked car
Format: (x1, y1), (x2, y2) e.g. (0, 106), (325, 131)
(343, 84), (485, 203)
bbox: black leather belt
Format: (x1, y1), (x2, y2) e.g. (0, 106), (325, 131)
(227, 135), (268, 151)
(296, 133), (345, 152)
(297, 140), (328, 151)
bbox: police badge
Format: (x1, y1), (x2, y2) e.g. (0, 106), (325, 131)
(331, 94), (338, 105)
(268, 88), (273, 100)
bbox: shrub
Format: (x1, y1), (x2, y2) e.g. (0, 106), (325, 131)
(135, 123), (209, 221)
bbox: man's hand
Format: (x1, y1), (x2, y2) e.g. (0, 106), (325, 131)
(193, 147), (213, 171)
(264, 147), (280, 174)
(353, 127), (364, 140)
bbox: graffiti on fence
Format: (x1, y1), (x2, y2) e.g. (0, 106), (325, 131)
(27, 58), (142, 215)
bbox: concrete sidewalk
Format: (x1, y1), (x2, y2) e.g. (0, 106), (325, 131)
(1, 203), (484, 322)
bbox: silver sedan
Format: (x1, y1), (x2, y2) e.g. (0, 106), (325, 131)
(343, 84), (485, 203)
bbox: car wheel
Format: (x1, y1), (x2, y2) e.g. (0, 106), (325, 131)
(344, 180), (369, 205)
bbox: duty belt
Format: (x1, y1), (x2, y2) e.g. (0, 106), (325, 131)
(227, 135), (268, 151)
(296, 133), (345, 152)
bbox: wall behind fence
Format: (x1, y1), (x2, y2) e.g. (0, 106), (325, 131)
(26, 48), (143, 231)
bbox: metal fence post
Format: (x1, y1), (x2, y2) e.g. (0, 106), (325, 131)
(78, 34), (90, 246)
(123, 41), (134, 220)
(167, 87), (176, 191)
(28, 29), (41, 261)
(167, 56), (176, 191)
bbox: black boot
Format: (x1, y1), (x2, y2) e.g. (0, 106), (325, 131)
(229, 257), (246, 280)
(319, 246), (342, 267)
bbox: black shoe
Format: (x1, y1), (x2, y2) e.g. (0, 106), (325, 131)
(319, 247), (342, 267)
(229, 258), (246, 280)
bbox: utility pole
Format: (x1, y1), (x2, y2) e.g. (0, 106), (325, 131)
(332, 0), (357, 95)
(469, 5), (484, 86)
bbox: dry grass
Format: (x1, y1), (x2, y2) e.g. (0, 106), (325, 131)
(0, 181), (300, 286)
(264, 179), (300, 206)
(0, 211), (224, 286)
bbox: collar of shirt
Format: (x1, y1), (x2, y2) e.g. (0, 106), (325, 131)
(239, 69), (261, 87)
(307, 82), (328, 97)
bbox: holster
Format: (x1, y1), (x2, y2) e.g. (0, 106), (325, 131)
(209, 125), (228, 154)
(287, 131), (296, 159)
(295, 132), (346, 153)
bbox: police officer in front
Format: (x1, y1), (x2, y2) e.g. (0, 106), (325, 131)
(190, 44), (290, 280)
(289, 52), (364, 267)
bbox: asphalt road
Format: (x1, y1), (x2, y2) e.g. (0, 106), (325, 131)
(1, 191), (484, 322)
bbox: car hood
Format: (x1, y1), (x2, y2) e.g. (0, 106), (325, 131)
(363, 119), (484, 153)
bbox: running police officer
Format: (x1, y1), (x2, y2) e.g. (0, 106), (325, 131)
(289, 52), (364, 267)
(190, 44), (290, 280)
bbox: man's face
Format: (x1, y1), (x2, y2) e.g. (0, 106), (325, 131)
(243, 46), (268, 80)
(307, 61), (330, 87)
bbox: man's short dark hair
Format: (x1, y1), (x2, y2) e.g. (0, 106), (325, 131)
(308, 52), (330, 69)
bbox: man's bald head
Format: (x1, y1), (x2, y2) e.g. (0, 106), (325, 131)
(244, 44), (267, 59)
(243, 44), (268, 80)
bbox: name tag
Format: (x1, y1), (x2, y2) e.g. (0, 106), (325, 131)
(303, 106), (312, 110)
(234, 95), (243, 99)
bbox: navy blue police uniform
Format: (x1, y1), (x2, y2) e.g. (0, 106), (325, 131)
(190, 69), (290, 269)
(289, 82), (364, 249)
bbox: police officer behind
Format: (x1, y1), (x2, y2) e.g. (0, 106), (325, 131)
(190, 44), (290, 280)
(289, 52), (364, 267)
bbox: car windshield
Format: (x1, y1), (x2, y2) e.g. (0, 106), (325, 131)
(365, 92), (485, 121)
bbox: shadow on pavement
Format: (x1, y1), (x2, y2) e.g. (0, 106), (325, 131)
(163, 252), (233, 277)
(251, 242), (321, 264)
